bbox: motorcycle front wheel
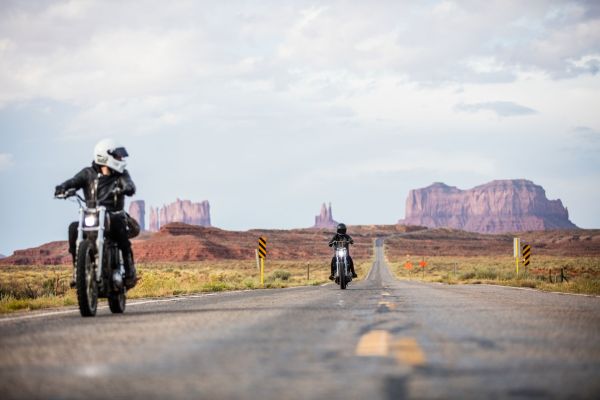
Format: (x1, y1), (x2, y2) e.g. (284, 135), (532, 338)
(76, 240), (98, 317)
(340, 258), (347, 290)
(108, 290), (126, 313)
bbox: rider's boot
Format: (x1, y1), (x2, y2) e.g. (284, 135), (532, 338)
(350, 264), (357, 278)
(329, 264), (334, 280)
(123, 251), (138, 289)
(69, 253), (76, 288)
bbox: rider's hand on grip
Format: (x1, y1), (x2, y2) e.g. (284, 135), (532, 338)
(54, 185), (66, 197)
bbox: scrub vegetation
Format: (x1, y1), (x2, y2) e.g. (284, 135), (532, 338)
(0, 259), (371, 314)
(387, 253), (600, 295)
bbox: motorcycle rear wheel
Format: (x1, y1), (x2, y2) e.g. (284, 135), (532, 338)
(76, 240), (98, 317)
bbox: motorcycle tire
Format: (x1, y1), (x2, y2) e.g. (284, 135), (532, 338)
(108, 290), (126, 314)
(76, 240), (98, 317)
(340, 259), (347, 290)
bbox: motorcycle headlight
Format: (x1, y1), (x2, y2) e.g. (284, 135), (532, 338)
(336, 248), (347, 257)
(84, 212), (99, 227)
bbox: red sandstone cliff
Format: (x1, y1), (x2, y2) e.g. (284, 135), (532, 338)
(128, 200), (145, 231)
(313, 202), (338, 228)
(399, 180), (577, 234)
(149, 199), (211, 231)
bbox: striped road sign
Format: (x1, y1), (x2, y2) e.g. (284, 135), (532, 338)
(258, 236), (267, 259)
(522, 244), (532, 266)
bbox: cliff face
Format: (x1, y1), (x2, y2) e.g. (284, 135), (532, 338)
(149, 199), (211, 231)
(399, 180), (577, 233)
(128, 200), (146, 231)
(313, 202), (338, 228)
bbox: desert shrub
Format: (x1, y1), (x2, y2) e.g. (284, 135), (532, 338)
(243, 278), (257, 289)
(459, 271), (476, 280)
(474, 268), (498, 280)
(269, 270), (291, 281)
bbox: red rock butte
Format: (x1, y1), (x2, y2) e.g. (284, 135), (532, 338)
(398, 179), (577, 234)
(149, 199), (211, 231)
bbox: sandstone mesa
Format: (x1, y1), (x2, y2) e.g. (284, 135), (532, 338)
(399, 179), (577, 234)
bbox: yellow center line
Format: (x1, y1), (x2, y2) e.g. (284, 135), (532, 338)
(392, 337), (426, 366)
(377, 301), (397, 310)
(382, 291), (391, 296)
(355, 330), (391, 357)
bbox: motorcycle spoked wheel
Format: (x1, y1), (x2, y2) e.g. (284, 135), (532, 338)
(108, 290), (126, 313)
(339, 258), (347, 290)
(107, 247), (126, 314)
(76, 240), (98, 317)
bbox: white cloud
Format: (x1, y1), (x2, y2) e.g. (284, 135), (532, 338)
(0, 153), (14, 171)
(455, 101), (537, 117)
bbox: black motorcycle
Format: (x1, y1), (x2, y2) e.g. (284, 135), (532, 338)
(56, 187), (127, 316)
(332, 239), (352, 289)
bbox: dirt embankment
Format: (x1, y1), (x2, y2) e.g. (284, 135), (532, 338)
(2, 223), (598, 266)
(384, 228), (600, 258)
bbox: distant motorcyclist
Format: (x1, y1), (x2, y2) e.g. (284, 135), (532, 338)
(328, 223), (357, 280)
(54, 138), (138, 289)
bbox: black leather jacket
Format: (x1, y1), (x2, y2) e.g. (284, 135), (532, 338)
(58, 162), (136, 212)
(328, 233), (354, 254)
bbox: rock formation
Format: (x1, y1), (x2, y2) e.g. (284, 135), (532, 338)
(149, 199), (211, 231)
(313, 202), (338, 228)
(128, 200), (145, 231)
(399, 180), (578, 234)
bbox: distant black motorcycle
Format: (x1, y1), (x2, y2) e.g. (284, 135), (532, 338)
(56, 187), (127, 316)
(332, 239), (352, 289)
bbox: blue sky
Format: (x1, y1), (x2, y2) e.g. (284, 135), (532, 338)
(1, 0), (599, 256)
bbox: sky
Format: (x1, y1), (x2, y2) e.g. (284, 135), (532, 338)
(1, 0), (599, 256)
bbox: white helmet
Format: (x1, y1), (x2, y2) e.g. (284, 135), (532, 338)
(93, 138), (129, 173)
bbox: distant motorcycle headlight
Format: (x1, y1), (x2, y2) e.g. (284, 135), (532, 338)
(336, 248), (347, 258)
(84, 213), (98, 227)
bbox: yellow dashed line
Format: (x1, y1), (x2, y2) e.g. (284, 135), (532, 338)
(355, 331), (427, 367)
(377, 301), (397, 310)
(355, 330), (391, 356)
(392, 337), (426, 366)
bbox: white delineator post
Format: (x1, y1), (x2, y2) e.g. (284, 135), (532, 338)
(514, 237), (521, 276)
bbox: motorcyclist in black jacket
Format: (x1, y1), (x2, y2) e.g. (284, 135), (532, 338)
(328, 223), (358, 280)
(54, 138), (138, 289)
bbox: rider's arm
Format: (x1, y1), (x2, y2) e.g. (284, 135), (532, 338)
(119, 170), (136, 196)
(346, 234), (354, 245)
(56, 167), (93, 192)
(328, 235), (337, 247)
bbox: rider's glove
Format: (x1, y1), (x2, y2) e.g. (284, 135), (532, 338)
(54, 185), (66, 197)
(113, 186), (123, 196)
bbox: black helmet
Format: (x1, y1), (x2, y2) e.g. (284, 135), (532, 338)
(336, 223), (347, 234)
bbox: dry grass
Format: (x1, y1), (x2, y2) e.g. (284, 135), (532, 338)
(0, 258), (372, 314)
(386, 253), (600, 295)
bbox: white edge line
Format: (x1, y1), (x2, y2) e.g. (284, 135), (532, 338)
(0, 284), (323, 323)
(477, 283), (600, 298)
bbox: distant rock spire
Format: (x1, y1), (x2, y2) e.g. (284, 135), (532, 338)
(313, 202), (338, 228)
(128, 200), (146, 231)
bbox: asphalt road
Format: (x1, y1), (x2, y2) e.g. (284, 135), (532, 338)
(1, 242), (600, 399)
